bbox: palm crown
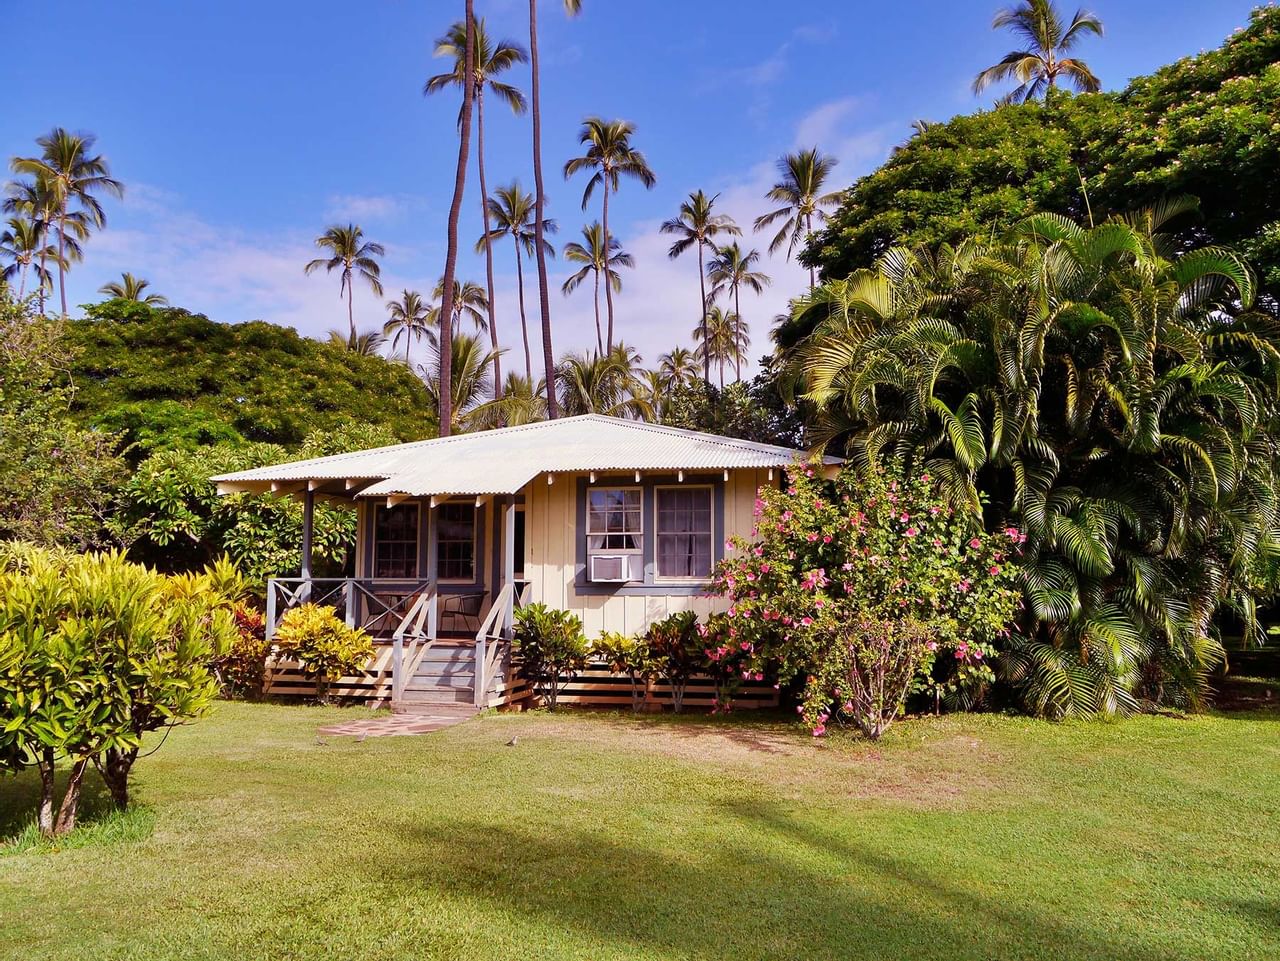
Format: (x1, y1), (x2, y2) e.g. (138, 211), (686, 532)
(563, 118), (656, 210)
(98, 272), (168, 306)
(753, 148), (841, 285)
(973, 0), (1104, 103)
(383, 289), (436, 363)
(425, 18), (528, 117)
(304, 223), (385, 348)
(430, 278), (491, 333)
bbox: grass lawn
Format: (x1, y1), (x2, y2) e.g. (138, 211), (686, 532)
(1, 702), (1277, 961)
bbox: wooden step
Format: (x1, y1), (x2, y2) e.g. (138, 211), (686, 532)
(391, 700), (481, 717)
(395, 689), (477, 707)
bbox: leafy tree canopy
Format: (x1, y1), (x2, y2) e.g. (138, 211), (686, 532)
(807, 7), (1280, 300)
(67, 299), (437, 453)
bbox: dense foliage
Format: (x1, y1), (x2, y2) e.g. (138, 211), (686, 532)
(0, 546), (236, 835)
(513, 603), (589, 710)
(67, 300), (436, 452)
(712, 462), (1020, 737)
(271, 603), (375, 702)
(806, 7), (1280, 304)
(792, 208), (1280, 717)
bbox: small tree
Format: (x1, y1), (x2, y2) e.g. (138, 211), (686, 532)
(713, 461), (1021, 738)
(591, 631), (657, 712)
(644, 611), (702, 713)
(272, 604), (375, 704)
(513, 604), (588, 710)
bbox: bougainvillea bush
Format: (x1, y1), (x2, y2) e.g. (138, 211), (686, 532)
(712, 461), (1021, 738)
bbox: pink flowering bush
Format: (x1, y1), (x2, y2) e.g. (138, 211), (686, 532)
(698, 613), (766, 713)
(712, 460), (1021, 739)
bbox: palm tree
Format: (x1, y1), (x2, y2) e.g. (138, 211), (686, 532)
(430, 277), (490, 333)
(478, 181), (558, 380)
(561, 222), (634, 356)
(563, 117), (655, 352)
(383, 289), (435, 364)
(0, 216), (56, 299)
(693, 306), (748, 389)
(2, 177), (70, 316)
(303, 223), (385, 348)
(471, 372), (548, 428)
(529, 0), (584, 419)
(427, 18), (528, 403)
(660, 191), (740, 384)
(98, 272), (167, 305)
(753, 148), (841, 289)
(327, 329), (386, 356)
(10, 129), (122, 318)
(558, 345), (647, 418)
(706, 242), (770, 381)
(973, 0), (1104, 103)
(424, 331), (499, 433)
(657, 346), (699, 391)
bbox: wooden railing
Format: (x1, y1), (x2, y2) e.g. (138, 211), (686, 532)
(471, 579), (532, 708)
(391, 588), (439, 704)
(265, 577), (435, 640)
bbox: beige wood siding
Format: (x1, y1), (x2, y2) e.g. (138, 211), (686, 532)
(523, 468), (773, 638)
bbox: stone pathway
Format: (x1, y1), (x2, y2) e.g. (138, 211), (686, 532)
(318, 710), (476, 739)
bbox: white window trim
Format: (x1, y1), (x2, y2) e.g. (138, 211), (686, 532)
(373, 502), (421, 580)
(586, 485), (644, 582)
(653, 484), (714, 583)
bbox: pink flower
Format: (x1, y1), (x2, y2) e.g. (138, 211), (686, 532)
(807, 532), (820, 542)
(905, 527), (919, 537)
(822, 535), (833, 544)
(900, 512), (910, 522)
(958, 580), (971, 593)
(760, 563), (771, 573)
(787, 486), (797, 496)
(926, 641), (938, 651)
(990, 566), (1000, 576)
(812, 725), (826, 738)
(753, 545), (764, 557)
(782, 511), (794, 521)
(969, 538), (982, 549)
(800, 616), (814, 626)
(932, 538), (943, 547)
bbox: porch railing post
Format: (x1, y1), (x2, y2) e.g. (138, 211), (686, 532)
(265, 579), (278, 641)
(344, 578), (356, 629)
(474, 634), (487, 708)
(392, 634), (404, 705)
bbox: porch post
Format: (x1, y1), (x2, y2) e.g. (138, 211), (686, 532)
(300, 488), (315, 604)
(426, 501), (439, 641)
(502, 496), (516, 635)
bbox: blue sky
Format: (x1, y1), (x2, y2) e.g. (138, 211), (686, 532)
(1, 0), (1262, 373)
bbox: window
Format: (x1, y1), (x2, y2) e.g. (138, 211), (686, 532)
(656, 487), (713, 579)
(587, 487), (643, 581)
(374, 504), (419, 579)
(437, 503), (477, 581)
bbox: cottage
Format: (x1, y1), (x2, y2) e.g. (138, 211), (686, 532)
(212, 415), (838, 711)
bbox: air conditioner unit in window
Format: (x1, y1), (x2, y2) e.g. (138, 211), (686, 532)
(589, 554), (633, 583)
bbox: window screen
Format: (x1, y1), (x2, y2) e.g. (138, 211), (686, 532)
(656, 487), (712, 578)
(374, 504), (419, 579)
(437, 503), (476, 581)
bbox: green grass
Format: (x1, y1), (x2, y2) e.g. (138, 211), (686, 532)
(1, 703), (1277, 961)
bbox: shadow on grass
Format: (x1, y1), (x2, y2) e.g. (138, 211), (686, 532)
(374, 798), (1169, 961)
(0, 766), (120, 846)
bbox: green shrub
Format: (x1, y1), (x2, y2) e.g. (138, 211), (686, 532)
(643, 611), (703, 714)
(513, 604), (588, 711)
(215, 606), (269, 699)
(271, 604), (375, 703)
(590, 631), (656, 712)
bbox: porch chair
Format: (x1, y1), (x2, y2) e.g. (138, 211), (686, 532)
(440, 592), (485, 636)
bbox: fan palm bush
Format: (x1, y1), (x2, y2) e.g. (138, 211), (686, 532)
(792, 202), (1280, 717)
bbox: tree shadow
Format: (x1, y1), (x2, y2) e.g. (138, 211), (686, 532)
(0, 765), (114, 840)
(368, 799), (1174, 961)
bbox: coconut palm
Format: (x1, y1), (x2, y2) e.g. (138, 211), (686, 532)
(304, 223), (385, 349)
(561, 222), (634, 356)
(327, 329), (386, 356)
(0, 216), (56, 299)
(2, 177), (67, 315)
(427, 17), (528, 403)
(383, 289), (436, 364)
(657, 346), (699, 392)
(430, 277), (490, 334)
(423, 330), (500, 434)
(478, 181), (558, 380)
(795, 202), (1277, 718)
(753, 148), (841, 289)
(558, 343), (647, 418)
(471, 372), (548, 428)
(10, 129), (123, 318)
(661, 191), (740, 384)
(706, 242), (770, 381)
(529, 0), (584, 419)
(974, 0), (1104, 103)
(98, 272), (168, 305)
(563, 117), (655, 352)
(692, 306), (748, 389)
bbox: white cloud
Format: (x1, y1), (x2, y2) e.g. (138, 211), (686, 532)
(323, 193), (429, 223)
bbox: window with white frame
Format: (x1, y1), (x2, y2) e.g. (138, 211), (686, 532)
(586, 487), (643, 581)
(374, 504), (419, 579)
(437, 503), (477, 582)
(656, 486), (713, 579)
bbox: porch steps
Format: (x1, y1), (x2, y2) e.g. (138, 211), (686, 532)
(394, 639), (513, 710)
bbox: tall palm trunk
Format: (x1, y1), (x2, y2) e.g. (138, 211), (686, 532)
(514, 240), (533, 380)
(592, 271), (603, 355)
(697, 238), (710, 384)
(529, 0), (559, 418)
(805, 212), (816, 289)
(345, 270), (356, 348)
(475, 85), (503, 404)
(18, 260), (28, 298)
(601, 180), (616, 352)
(56, 205), (68, 318)
(438, 3), (477, 437)
(733, 283), (743, 382)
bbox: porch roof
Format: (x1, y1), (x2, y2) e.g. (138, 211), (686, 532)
(211, 414), (839, 500)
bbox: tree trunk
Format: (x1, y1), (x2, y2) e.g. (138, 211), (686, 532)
(52, 757), (89, 836)
(437, 3), (478, 437)
(592, 272), (603, 356)
(806, 213), (816, 290)
(18, 260), (28, 299)
(476, 86), (503, 406)
(346, 273), (356, 348)
(602, 182), (616, 353)
(37, 748), (56, 836)
(57, 205), (68, 318)
(514, 241), (532, 380)
(734, 284), (743, 382)
(529, 0), (559, 418)
(96, 746), (138, 810)
(698, 239), (710, 384)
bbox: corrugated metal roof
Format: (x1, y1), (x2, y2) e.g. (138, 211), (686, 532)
(212, 414), (839, 498)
